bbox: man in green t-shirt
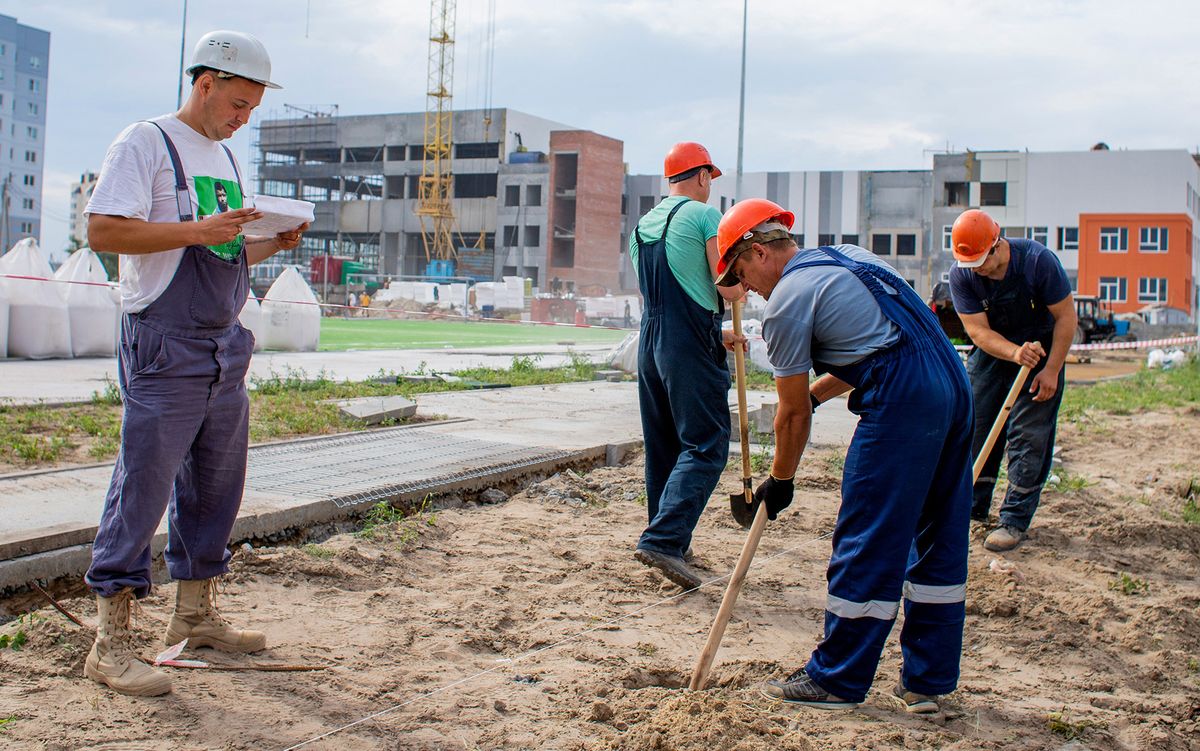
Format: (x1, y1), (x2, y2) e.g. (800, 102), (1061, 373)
(630, 142), (744, 590)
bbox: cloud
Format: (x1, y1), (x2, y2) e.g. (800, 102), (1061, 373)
(16, 0), (1200, 257)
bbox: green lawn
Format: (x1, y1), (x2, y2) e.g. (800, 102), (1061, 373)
(318, 318), (629, 351)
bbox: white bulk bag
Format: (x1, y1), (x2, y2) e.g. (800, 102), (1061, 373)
(261, 267), (320, 351)
(607, 331), (639, 373)
(55, 248), (118, 357)
(1, 238), (72, 359)
(237, 289), (264, 351)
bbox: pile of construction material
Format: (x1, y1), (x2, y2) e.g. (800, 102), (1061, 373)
(0, 239), (119, 359)
(473, 276), (527, 312)
(581, 294), (641, 324)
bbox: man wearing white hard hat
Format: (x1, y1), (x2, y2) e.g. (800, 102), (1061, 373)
(83, 31), (306, 696)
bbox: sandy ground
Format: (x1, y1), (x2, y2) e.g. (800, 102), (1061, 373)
(2, 404), (1199, 750)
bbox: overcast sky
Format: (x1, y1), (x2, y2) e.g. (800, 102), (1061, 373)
(10, 0), (1199, 259)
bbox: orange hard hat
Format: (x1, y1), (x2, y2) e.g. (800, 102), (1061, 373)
(714, 198), (795, 286)
(950, 209), (1001, 268)
(663, 142), (722, 180)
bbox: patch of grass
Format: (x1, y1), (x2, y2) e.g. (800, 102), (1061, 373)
(1061, 359), (1200, 421)
(634, 491), (647, 507)
(355, 501), (407, 540)
(0, 716), (14, 732)
(355, 497), (437, 547)
(824, 453), (846, 475)
(1182, 496), (1200, 526)
(1108, 572), (1148, 596)
(748, 425), (774, 475)
(90, 379), (122, 406)
(302, 544), (335, 559)
(635, 642), (658, 656)
(1046, 706), (1105, 740)
(1186, 657), (1199, 673)
(1046, 467), (1092, 494)
(2, 355), (607, 468)
(743, 369), (776, 391)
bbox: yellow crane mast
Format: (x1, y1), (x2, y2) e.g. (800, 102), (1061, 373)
(416, 0), (458, 265)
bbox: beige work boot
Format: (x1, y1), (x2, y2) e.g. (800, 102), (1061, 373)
(84, 589), (173, 696)
(165, 578), (266, 653)
(983, 524), (1026, 552)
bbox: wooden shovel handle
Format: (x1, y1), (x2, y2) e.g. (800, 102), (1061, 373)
(688, 500), (768, 690)
(972, 364), (1032, 484)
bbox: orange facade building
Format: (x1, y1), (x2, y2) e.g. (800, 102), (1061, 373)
(1077, 213), (1194, 317)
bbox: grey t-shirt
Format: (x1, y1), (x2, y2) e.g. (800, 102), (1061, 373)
(763, 245), (902, 377)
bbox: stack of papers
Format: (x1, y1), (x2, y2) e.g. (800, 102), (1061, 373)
(242, 195), (316, 234)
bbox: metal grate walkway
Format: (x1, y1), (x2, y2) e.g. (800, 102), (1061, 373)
(245, 424), (575, 508)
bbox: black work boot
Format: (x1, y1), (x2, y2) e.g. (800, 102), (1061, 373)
(634, 548), (702, 590)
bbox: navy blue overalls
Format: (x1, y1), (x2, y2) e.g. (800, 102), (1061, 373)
(784, 247), (973, 703)
(967, 243), (1065, 529)
(87, 123), (256, 598)
(634, 199), (731, 558)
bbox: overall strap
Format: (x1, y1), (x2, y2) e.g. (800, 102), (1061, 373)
(221, 144), (243, 193)
(144, 121), (193, 222)
(635, 198), (692, 277)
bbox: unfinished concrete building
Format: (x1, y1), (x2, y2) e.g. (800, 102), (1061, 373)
(622, 170), (934, 297)
(254, 107), (625, 292)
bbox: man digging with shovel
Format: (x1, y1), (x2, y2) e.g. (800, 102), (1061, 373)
(714, 199), (974, 713)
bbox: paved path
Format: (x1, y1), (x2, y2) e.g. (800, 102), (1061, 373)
(0, 382), (858, 591)
(0, 343), (617, 405)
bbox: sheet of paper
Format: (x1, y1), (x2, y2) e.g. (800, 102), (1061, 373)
(240, 195), (316, 235)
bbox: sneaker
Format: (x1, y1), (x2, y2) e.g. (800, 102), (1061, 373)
(633, 548), (702, 590)
(892, 683), (940, 714)
(983, 524), (1026, 552)
(760, 668), (858, 709)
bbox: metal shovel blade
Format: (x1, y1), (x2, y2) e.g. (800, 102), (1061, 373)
(730, 481), (757, 529)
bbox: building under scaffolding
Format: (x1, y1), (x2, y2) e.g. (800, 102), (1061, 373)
(253, 107), (625, 292)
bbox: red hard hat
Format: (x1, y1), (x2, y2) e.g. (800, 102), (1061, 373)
(714, 198), (795, 286)
(663, 142), (722, 179)
(950, 209), (1001, 268)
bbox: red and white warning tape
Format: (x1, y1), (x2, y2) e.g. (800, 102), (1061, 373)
(952, 335), (1198, 353)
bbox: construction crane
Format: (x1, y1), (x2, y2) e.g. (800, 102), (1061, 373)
(416, 0), (458, 270)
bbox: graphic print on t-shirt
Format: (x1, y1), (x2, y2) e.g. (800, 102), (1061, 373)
(193, 175), (245, 260)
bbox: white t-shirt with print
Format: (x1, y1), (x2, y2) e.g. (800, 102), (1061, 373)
(85, 114), (247, 313)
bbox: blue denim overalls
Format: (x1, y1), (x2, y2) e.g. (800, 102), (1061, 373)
(634, 199), (731, 559)
(780, 246), (973, 702)
(87, 123), (255, 598)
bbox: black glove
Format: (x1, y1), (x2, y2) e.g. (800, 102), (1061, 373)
(754, 475), (795, 521)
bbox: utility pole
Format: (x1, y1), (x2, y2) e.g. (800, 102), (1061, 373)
(176, 0), (189, 109)
(735, 0), (747, 202)
(0, 173), (11, 253)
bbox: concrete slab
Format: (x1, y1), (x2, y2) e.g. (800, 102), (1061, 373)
(324, 395), (417, 424)
(0, 381), (859, 591)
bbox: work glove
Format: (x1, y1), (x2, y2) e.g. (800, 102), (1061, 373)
(754, 475), (795, 521)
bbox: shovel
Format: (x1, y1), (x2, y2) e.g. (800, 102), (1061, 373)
(973, 364), (1032, 483)
(728, 300), (757, 529)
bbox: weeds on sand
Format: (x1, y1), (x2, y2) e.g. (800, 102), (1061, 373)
(1108, 572), (1148, 596)
(1047, 467), (1092, 494)
(1047, 706), (1106, 740)
(355, 497), (437, 548)
(302, 544), (335, 559)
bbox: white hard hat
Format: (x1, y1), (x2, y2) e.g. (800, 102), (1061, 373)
(186, 30), (281, 89)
